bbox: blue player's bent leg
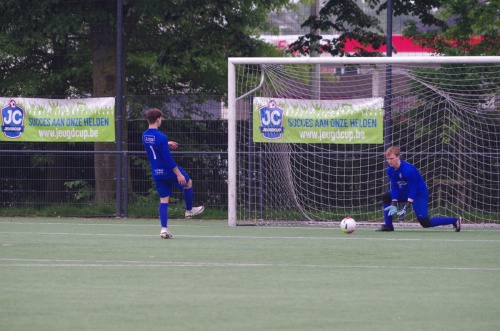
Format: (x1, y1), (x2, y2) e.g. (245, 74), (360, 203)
(182, 180), (204, 218)
(430, 217), (456, 227)
(412, 196), (461, 231)
(431, 216), (462, 231)
(183, 187), (193, 211)
(416, 216), (461, 232)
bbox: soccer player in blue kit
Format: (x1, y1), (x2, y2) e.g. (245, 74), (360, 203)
(142, 108), (204, 239)
(376, 146), (461, 232)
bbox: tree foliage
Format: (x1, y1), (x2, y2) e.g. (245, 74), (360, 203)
(0, 0), (290, 98)
(288, 0), (443, 57)
(403, 0), (500, 56)
(0, 0), (93, 96)
(0, 0), (290, 203)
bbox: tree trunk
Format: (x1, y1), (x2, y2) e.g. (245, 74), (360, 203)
(90, 11), (118, 204)
(89, 2), (139, 205)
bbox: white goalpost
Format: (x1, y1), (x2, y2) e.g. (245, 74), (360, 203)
(228, 56), (500, 227)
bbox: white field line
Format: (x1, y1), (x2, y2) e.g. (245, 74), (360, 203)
(2, 231), (500, 242)
(0, 221), (160, 227)
(1, 221), (500, 230)
(1, 258), (499, 271)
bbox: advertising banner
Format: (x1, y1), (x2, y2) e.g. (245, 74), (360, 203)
(0, 97), (115, 142)
(253, 97), (384, 144)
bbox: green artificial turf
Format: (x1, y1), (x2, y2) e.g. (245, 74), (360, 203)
(1, 217), (499, 331)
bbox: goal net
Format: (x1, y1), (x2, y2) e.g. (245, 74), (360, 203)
(227, 57), (500, 226)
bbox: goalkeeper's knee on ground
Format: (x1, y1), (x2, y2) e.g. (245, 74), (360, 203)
(418, 217), (431, 228)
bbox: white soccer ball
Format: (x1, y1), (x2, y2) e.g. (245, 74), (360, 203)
(340, 217), (356, 234)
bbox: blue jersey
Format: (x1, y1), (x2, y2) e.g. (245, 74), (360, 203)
(387, 160), (428, 201)
(142, 128), (178, 180)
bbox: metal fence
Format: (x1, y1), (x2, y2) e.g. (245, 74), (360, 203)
(0, 95), (228, 218)
(2, 93), (499, 222)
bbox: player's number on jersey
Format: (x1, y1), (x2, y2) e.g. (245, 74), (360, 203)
(149, 146), (157, 159)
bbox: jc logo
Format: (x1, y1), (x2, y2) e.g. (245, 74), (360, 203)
(259, 100), (284, 140)
(1, 99), (25, 139)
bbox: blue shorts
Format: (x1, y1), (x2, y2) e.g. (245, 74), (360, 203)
(390, 189), (429, 219)
(153, 167), (190, 198)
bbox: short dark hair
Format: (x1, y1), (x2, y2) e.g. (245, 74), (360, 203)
(145, 108), (163, 124)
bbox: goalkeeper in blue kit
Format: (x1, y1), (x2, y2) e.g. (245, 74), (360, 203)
(376, 146), (461, 232)
(142, 108), (204, 239)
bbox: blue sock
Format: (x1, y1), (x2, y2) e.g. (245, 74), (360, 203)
(158, 203), (168, 228)
(430, 217), (456, 227)
(382, 203), (394, 228)
(184, 187), (193, 211)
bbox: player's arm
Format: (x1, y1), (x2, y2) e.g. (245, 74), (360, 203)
(168, 141), (178, 149)
(396, 167), (418, 216)
(163, 151), (181, 178)
(160, 136), (185, 185)
(388, 170), (400, 203)
(172, 166), (186, 185)
(404, 167), (420, 202)
(384, 170), (399, 216)
(159, 136), (179, 170)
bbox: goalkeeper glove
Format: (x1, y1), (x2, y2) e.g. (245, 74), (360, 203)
(397, 202), (412, 217)
(384, 202), (398, 216)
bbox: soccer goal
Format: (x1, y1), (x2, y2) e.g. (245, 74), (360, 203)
(227, 56), (500, 227)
